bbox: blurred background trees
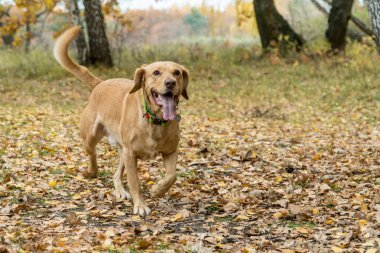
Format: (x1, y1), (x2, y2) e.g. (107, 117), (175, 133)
(0, 0), (378, 66)
(68, 0), (88, 65)
(183, 8), (208, 35)
(254, 0), (304, 52)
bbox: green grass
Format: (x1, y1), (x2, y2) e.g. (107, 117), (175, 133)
(0, 41), (379, 126)
(286, 221), (317, 229)
(215, 215), (234, 222)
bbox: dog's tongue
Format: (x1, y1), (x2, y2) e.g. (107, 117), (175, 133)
(160, 95), (176, 120)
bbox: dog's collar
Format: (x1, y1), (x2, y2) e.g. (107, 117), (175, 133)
(143, 99), (181, 126)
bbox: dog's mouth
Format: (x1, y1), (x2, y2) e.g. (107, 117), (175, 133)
(151, 90), (179, 121)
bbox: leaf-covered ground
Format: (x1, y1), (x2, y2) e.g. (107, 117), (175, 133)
(0, 54), (379, 252)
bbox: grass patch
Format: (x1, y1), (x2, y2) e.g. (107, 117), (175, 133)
(205, 202), (222, 213)
(177, 169), (197, 179)
(286, 221), (317, 229)
(331, 184), (342, 192)
(0, 41), (379, 125)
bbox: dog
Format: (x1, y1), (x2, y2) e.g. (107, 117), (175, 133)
(54, 26), (189, 217)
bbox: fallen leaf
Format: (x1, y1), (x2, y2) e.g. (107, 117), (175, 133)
(105, 227), (115, 237)
(66, 213), (81, 226)
(48, 180), (57, 188)
(331, 246), (343, 253)
(223, 202), (238, 212)
(282, 250), (296, 253)
(171, 209), (190, 222)
(296, 227), (309, 234)
(288, 204), (302, 215)
(242, 150), (257, 162)
(137, 239), (152, 250)
(235, 214), (249, 221)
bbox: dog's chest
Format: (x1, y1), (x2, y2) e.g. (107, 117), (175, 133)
(133, 137), (160, 160)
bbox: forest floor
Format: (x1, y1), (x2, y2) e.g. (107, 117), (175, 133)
(0, 49), (379, 252)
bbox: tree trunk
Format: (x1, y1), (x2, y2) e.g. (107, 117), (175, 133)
(310, 0), (369, 41)
(0, 22), (14, 46)
(364, 0), (380, 54)
(83, 0), (113, 67)
(325, 0), (354, 51)
(69, 0), (89, 65)
(253, 0), (304, 51)
(321, 0), (373, 37)
(24, 20), (31, 53)
(0, 11), (15, 46)
(1, 35), (14, 46)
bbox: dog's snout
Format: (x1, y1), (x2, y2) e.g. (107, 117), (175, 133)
(164, 79), (176, 89)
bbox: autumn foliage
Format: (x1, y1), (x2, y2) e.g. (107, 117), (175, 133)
(0, 0), (379, 252)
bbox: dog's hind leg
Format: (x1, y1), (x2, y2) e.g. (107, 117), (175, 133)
(113, 146), (131, 200)
(151, 151), (178, 198)
(80, 114), (105, 178)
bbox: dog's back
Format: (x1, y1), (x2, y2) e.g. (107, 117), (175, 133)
(84, 78), (136, 133)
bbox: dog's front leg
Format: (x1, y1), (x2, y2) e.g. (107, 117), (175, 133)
(152, 151), (178, 198)
(123, 148), (151, 217)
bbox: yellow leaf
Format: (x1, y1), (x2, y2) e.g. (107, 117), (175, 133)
(102, 237), (113, 247)
(331, 246), (343, 253)
(171, 209), (190, 222)
(282, 250), (295, 253)
(147, 181), (155, 185)
(358, 219), (368, 227)
(48, 180), (57, 188)
(312, 154), (321, 161)
(325, 219), (334, 225)
(360, 203), (368, 212)
(105, 227), (115, 237)
(218, 181), (226, 188)
(116, 211), (125, 216)
(215, 243), (224, 249)
(75, 175), (85, 181)
(132, 215), (141, 222)
(235, 214), (249, 221)
(275, 176), (283, 183)
(56, 239), (66, 247)
(273, 212), (285, 219)
(312, 208), (320, 215)
(72, 194), (81, 200)
(296, 227), (309, 234)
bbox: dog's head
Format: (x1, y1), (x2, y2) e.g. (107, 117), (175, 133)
(130, 61), (189, 121)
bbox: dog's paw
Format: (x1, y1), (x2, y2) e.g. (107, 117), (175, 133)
(114, 188), (132, 201)
(82, 170), (98, 179)
(133, 202), (151, 217)
(151, 185), (166, 198)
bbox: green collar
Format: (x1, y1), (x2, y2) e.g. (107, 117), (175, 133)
(143, 99), (181, 126)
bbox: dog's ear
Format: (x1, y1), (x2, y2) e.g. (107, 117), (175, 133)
(130, 67), (145, 94)
(181, 66), (189, 100)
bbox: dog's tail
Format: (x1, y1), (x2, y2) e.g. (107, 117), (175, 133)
(53, 26), (102, 88)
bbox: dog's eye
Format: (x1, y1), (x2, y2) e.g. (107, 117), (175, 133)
(153, 70), (160, 76)
(173, 70), (181, 76)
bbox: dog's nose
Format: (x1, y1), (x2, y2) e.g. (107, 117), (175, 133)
(164, 79), (176, 89)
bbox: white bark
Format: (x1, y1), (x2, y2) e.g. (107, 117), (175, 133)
(364, 0), (380, 54)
